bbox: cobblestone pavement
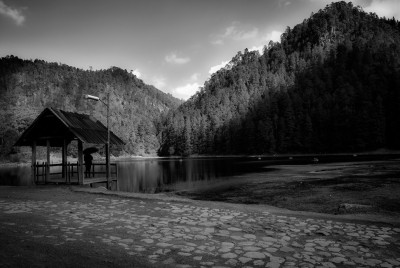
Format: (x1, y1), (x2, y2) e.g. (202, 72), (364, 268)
(0, 188), (399, 268)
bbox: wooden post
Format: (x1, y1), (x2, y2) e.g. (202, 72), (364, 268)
(115, 163), (119, 191)
(31, 141), (36, 184)
(106, 92), (110, 190)
(67, 162), (71, 184)
(106, 143), (110, 189)
(46, 140), (50, 183)
(78, 140), (84, 185)
(42, 162), (45, 183)
(36, 162), (39, 183)
(62, 139), (67, 178)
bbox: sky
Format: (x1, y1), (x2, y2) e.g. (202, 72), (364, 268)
(1, 0), (399, 100)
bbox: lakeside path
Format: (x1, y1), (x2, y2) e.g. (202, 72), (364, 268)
(0, 187), (399, 268)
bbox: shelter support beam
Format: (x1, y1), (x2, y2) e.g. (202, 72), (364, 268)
(46, 140), (50, 183)
(106, 143), (110, 189)
(62, 139), (67, 178)
(31, 141), (36, 183)
(106, 92), (110, 190)
(78, 140), (84, 185)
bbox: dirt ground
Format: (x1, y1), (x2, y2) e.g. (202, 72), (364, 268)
(0, 187), (154, 268)
(177, 159), (400, 217)
(1, 182), (400, 267)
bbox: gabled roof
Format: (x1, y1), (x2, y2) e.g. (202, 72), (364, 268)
(15, 107), (125, 147)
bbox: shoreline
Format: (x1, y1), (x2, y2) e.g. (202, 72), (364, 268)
(2, 150), (400, 166)
(176, 159), (400, 220)
(72, 186), (400, 226)
(2, 156), (399, 223)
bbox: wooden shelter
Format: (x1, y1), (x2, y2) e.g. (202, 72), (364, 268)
(14, 107), (124, 186)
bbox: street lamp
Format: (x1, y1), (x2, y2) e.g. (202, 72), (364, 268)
(84, 93), (111, 189)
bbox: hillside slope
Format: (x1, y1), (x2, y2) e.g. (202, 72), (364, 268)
(0, 56), (181, 157)
(160, 1), (400, 156)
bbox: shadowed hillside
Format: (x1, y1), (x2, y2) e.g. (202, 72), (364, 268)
(160, 1), (400, 156)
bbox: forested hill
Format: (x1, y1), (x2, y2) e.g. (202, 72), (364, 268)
(0, 56), (182, 156)
(160, 1), (400, 156)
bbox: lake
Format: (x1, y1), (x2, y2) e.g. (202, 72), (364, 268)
(0, 157), (271, 192)
(1, 154), (399, 193)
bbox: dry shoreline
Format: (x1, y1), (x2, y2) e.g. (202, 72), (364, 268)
(0, 186), (399, 268)
(2, 156), (400, 224)
(74, 186), (400, 227)
(176, 159), (400, 221)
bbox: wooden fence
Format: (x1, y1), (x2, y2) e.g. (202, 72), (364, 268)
(33, 162), (118, 185)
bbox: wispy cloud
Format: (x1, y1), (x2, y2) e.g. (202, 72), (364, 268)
(172, 82), (201, 100)
(362, 0), (400, 20)
(211, 22), (259, 45)
(165, 52), (190, 65)
(209, 60), (229, 75)
(190, 73), (200, 81)
(0, 1), (25, 26)
(265, 30), (282, 43)
(278, 0), (292, 7)
(249, 45), (264, 54)
(211, 39), (224, 45)
(249, 30), (282, 54)
(151, 76), (166, 89)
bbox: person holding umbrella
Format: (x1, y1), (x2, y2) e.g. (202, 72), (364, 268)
(83, 147), (98, 178)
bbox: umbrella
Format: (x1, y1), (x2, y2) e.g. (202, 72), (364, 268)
(83, 147), (99, 154)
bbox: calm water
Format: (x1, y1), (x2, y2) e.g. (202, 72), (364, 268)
(1, 154), (398, 193)
(116, 157), (268, 193)
(0, 157), (271, 192)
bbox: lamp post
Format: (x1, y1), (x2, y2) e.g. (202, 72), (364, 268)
(85, 93), (111, 189)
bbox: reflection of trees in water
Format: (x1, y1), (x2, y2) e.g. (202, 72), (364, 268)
(0, 166), (32, 186)
(117, 159), (239, 193)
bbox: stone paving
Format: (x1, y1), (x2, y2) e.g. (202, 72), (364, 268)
(0, 194), (400, 267)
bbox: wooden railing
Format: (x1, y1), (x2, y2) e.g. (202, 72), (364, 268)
(33, 162), (118, 185)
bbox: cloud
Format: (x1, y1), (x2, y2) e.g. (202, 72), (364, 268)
(130, 69), (141, 78)
(151, 76), (166, 89)
(211, 39), (224, 45)
(165, 52), (190, 64)
(249, 45), (264, 54)
(212, 22), (259, 44)
(190, 73), (200, 81)
(248, 30), (282, 54)
(362, 0), (400, 20)
(172, 82), (201, 100)
(265, 30), (282, 43)
(0, 1), (25, 26)
(278, 0), (292, 7)
(237, 28), (259, 40)
(209, 60), (230, 75)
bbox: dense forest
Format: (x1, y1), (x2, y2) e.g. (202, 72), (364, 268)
(0, 57), (181, 157)
(160, 1), (400, 156)
(1, 2), (400, 159)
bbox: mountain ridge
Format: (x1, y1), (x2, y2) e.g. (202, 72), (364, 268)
(0, 56), (182, 157)
(160, 1), (400, 156)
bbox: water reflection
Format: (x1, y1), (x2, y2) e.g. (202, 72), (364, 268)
(2, 154), (396, 193)
(117, 158), (240, 193)
(0, 165), (32, 186)
(0, 158), (291, 192)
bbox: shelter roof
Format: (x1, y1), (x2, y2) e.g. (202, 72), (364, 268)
(15, 107), (125, 147)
